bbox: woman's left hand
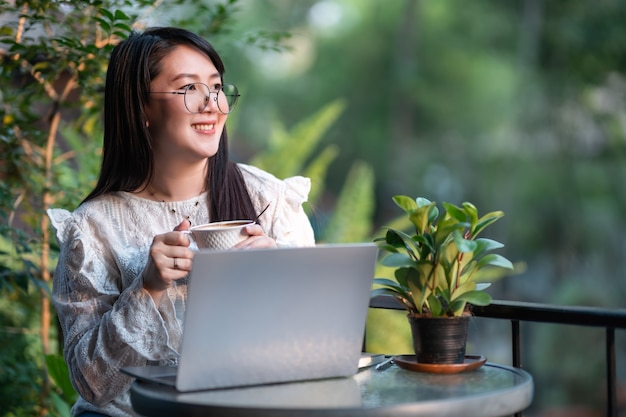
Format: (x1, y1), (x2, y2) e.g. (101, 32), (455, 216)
(235, 223), (277, 249)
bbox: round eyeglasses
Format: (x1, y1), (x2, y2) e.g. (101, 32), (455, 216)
(150, 83), (240, 114)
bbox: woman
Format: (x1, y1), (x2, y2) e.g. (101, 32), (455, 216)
(48, 27), (315, 417)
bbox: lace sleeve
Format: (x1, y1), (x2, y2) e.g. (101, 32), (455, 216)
(48, 208), (180, 406)
(238, 164), (316, 247)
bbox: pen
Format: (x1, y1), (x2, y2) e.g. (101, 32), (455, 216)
(375, 357), (394, 371)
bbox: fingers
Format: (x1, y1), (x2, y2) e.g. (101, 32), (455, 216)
(151, 239), (194, 271)
(169, 253), (193, 273)
(174, 218), (191, 232)
(158, 228), (191, 248)
(235, 224), (277, 249)
(165, 254), (192, 273)
(242, 223), (264, 236)
(143, 228), (195, 295)
(151, 226), (193, 269)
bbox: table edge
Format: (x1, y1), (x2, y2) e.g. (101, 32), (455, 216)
(130, 362), (534, 417)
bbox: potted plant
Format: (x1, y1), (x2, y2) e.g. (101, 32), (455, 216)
(372, 195), (514, 365)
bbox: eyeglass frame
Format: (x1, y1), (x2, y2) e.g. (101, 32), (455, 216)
(149, 82), (240, 114)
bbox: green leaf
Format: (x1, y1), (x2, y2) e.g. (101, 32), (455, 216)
(453, 229), (477, 253)
(45, 354), (77, 404)
(472, 210), (504, 237)
(113, 30), (130, 39)
(373, 277), (408, 292)
(408, 204), (436, 234)
(462, 202), (478, 226)
(32, 61), (51, 73)
(375, 243), (400, 253)
(113, 9), (130, 21)
(49, 391), (72, 417)
(384, 229), (420, 257)
(401, 266), (422, 291)
(371, 286), (416, 311)
(451, 280), (476, 299)
(381, 252), (415, 269)
(447, 299), (468, 316)
(322, 161), (375, 242)
(427, 294), (443, 316)
(98, 8), (114, 21)
(442, 201), (466, 222)
(370, 286), (399, 298)
(93, 17), (110, 32)
(415, 198), (439, 225)
(454, 290), (493, 306)
(473, 238), (504, 254)
(0, 26), (15, 36)
(373, 277), (399, 285)
(383, 228), (406, 246)
(392, 195), (417, 213)
(415, 197), (433, 208)
(302, 145), (339, 204)
(414, 233), (435, 253)
(476, 253), (514, 270)
(113, 21), (132, 31)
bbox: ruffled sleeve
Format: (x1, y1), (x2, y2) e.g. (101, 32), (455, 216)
(47, 207), (180, 407)
(237, 163), (316, 247)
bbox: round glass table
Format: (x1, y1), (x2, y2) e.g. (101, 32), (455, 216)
(130, 361), (533, 417)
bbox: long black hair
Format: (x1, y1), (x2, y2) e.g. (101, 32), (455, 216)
(83, 27), (256, 222)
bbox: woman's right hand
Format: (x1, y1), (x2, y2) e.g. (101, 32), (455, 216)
(142, 219), (194, 304)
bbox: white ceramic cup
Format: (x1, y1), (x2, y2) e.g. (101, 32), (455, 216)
(185, 220), (254, 250)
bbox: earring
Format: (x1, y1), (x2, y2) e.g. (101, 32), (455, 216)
(145, 120), (150, 127)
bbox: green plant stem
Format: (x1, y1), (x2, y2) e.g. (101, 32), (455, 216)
(423, 257), (438, 315)
(453, 253), (463, 291)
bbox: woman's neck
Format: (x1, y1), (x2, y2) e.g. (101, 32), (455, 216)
(143, 160), (208, 201)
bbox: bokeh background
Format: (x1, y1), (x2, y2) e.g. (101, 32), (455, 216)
(219, 4), (626, 413)
(1, 1), (625, 416)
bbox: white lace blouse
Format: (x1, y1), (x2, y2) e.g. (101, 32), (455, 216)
(47, 164), (316, 417)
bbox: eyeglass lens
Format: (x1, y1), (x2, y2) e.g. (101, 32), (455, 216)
(184, 83), (239, 114)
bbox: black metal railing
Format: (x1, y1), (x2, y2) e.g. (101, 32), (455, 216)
(369, 296), (626, 417)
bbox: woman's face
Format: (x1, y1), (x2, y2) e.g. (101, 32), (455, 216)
(145, 44), (228, 164)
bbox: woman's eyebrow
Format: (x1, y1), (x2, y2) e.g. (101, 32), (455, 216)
(171, 72), (221, 82)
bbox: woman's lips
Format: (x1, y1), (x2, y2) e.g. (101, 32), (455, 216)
(191, 123), (215, 131)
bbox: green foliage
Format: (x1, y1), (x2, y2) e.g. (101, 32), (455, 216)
(162, 0), (292, 57)
(372, 195), (513, 317)
(249, 100), (376, 243)
(249, 99), (346, 202)
(45, 354), (77, 417)
(0, 291), (41, 415)
(321, 161), (375, 243)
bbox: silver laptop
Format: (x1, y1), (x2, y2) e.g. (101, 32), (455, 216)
(122, 243), (378, 392)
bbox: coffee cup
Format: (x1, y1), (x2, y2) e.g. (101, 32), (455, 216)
(185, 220), (254, 250)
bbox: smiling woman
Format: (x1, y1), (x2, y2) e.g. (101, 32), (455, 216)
(46, 27), (315, 417)
(141, 44), (231, 173)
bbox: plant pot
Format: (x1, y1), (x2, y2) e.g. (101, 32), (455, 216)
(408, 315), (470, 364)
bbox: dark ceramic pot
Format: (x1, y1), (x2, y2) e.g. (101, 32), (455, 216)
(408, 315), (470, 364)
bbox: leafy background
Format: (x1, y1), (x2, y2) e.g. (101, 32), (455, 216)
(1, 0), (625, 416)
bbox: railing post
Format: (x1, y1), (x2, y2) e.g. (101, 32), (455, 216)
(512, 320), (521, 368)
(512, 320), (522, 417)
(607, 328), (616, 417)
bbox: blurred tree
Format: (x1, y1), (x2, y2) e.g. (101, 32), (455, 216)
(224, 1), (626, 413)
(226, 0), (626, 303)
